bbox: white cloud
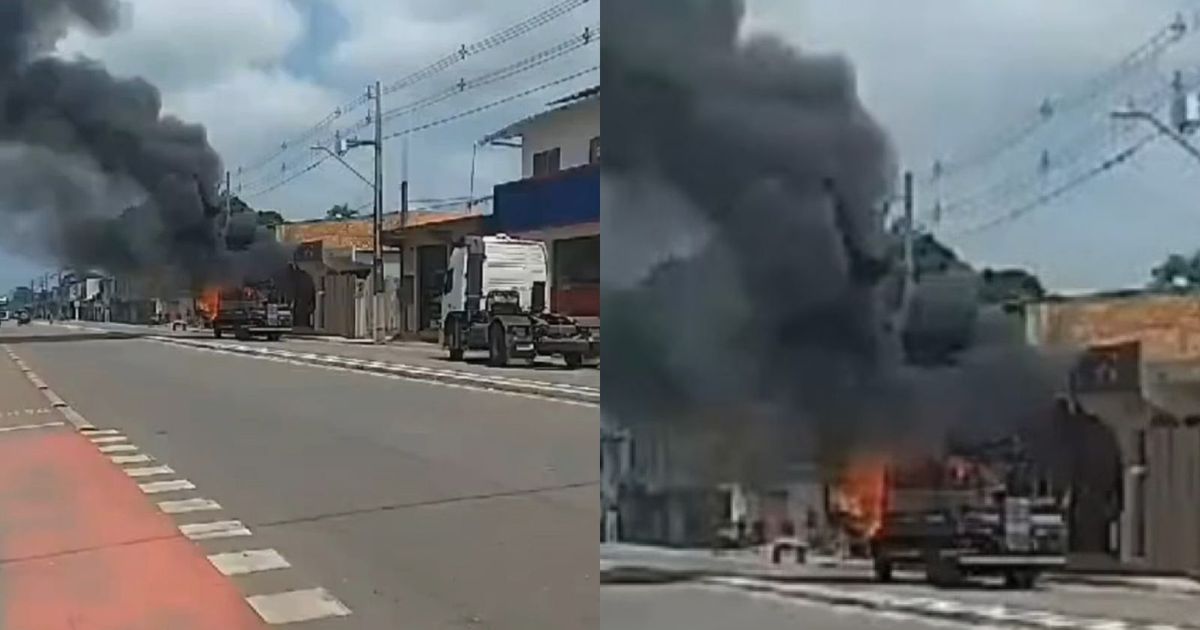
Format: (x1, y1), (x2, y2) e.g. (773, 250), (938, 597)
(57, 0), (305, 92)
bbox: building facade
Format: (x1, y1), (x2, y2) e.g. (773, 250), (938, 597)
(1027, 292), (1200, 574)
(484, 86), (600, 322)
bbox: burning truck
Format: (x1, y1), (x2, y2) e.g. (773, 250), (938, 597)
(828, 436), (1067, 589)
(198, 280), (293, 341)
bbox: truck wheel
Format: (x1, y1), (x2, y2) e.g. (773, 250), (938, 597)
(873, 554), (894, 582)
(266, 333), (282, 342)
(446, 319), (464, 361)
(213, 327), (223, 339)
(488, 322), (510, 367)
(563, 352), (583, 369)
(234, 328), (251, 341)
(925, 556), (962, 587)
(1005, 569), (1037, 590)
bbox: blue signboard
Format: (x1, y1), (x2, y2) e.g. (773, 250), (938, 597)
(491, 164), (599, 233)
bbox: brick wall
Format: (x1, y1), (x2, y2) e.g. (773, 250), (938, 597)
(1031, 294), (1200, 362)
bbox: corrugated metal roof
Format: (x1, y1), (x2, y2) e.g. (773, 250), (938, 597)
(480, 84), (600, 145)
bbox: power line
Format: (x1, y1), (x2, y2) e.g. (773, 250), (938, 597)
(381, 25), (597, 125)
(244, 66), (598, 199)
(935, 63), (1200, 227)
(930, 11), (1192, 186)
(382, 65), (598, 142)
(382, 0), (592, 96)
(243, 155), (331, 199)
(237, 0), (592, 182)
(949, 132), (1159, 237)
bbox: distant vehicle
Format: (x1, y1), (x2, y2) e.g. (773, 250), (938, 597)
(204, 282), (293, 341)
(441, 235), (599, 369)
(865, 437), (1067, 589)
(15, 309), (31, 325)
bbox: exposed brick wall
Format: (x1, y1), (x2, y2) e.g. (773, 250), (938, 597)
(1032, 295), (1200, 362)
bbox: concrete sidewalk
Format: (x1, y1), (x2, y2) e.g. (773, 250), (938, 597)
(601, 544), (1200, 596)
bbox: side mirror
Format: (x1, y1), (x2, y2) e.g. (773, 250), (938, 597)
(531, 281), (546, 313)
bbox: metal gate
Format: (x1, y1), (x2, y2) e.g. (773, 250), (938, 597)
(1145, 425), (1200, 573)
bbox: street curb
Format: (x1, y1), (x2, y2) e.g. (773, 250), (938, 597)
(706, 575), (1200, 630)
(150, 336), (601, 405)
(1046, 573), (1200, 596)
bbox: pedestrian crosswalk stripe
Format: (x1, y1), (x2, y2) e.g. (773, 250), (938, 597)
(139, 479), (196, 494)
(111, 454), (153, 464)
(208, 549), (290, 576)
(90, 435), (128, 444)
(98, 443), (138, 453)
(246, 588), (352, 624)
(158, 498), (221, 514)
(124, 465), (174, 478)
(180, 520), (252, 541)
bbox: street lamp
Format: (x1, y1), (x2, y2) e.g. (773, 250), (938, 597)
(311, 100), (386, 345)
(1111, 108), (1200, 166)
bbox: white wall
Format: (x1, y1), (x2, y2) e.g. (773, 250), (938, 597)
(520, 97), (599, 178)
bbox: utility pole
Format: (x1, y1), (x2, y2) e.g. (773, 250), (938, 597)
(224, 170), (232, 216)
(398, 107), (411, 338)
(372, 80), (385, 345)
(895, 171), (916, 335)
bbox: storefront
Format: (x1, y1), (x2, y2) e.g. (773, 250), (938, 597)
(491, 164), (600, 320)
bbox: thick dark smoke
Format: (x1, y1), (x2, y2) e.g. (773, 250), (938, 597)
(0, 0), (287, 289)
(603, 0), (1064, 487)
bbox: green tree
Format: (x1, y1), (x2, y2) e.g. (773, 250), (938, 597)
(1149, 252), (1200, 291)
(325, 203), (359, 221)
(256, 210), (285, 227)
(979, 267), (1046, 304)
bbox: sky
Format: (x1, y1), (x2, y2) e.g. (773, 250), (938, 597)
(745, 0), (1200, 292)
(0, 0), (599, 292)
(3, 1), (1200, 293)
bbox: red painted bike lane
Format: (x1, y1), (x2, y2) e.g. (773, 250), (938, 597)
(0, 427), (265, 629)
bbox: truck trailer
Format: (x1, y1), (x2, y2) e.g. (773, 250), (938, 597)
(441, 235), (599, 368)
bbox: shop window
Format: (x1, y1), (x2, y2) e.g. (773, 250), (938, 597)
(532, 147), (561, 177)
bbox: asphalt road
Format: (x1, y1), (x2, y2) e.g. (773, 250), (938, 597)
(2, 324), (598, 629)
(66, 320), (600, 389)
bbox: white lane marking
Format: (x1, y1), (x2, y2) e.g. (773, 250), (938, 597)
(60, 407), (94, 429)
(180, 520), (252, 541)
(81, 428), (120, 435)
(158, 498), (221, 514)
(124, 465), (175, 478)
(98, 443), (138, 453)
(139, 479), (196, 494)
(90, 435), (128, 444)
(154, 338), (600, 408)
(246, 588), (352, 624)
(208, 548), (291, 576)
(0, 421), (64, 433)
(111, 454), (153, 464)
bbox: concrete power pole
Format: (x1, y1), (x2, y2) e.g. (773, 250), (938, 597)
(372, 81), (385, 345)
(896, 171), (916, 335)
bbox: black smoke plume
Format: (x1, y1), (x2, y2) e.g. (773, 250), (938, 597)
(0, 0), (287, 289)
(602, 0), (1063, 487)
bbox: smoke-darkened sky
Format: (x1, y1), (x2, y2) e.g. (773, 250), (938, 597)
(0, 0), (598, 291)
(746, 0), (1200, 292)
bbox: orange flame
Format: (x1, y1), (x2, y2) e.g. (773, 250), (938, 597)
(832, 457), (889, 539)
(198, 287), (221, 322)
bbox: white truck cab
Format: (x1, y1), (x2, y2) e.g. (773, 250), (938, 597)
(441, 234), (597, 368)
(442, 234), (549, 317)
